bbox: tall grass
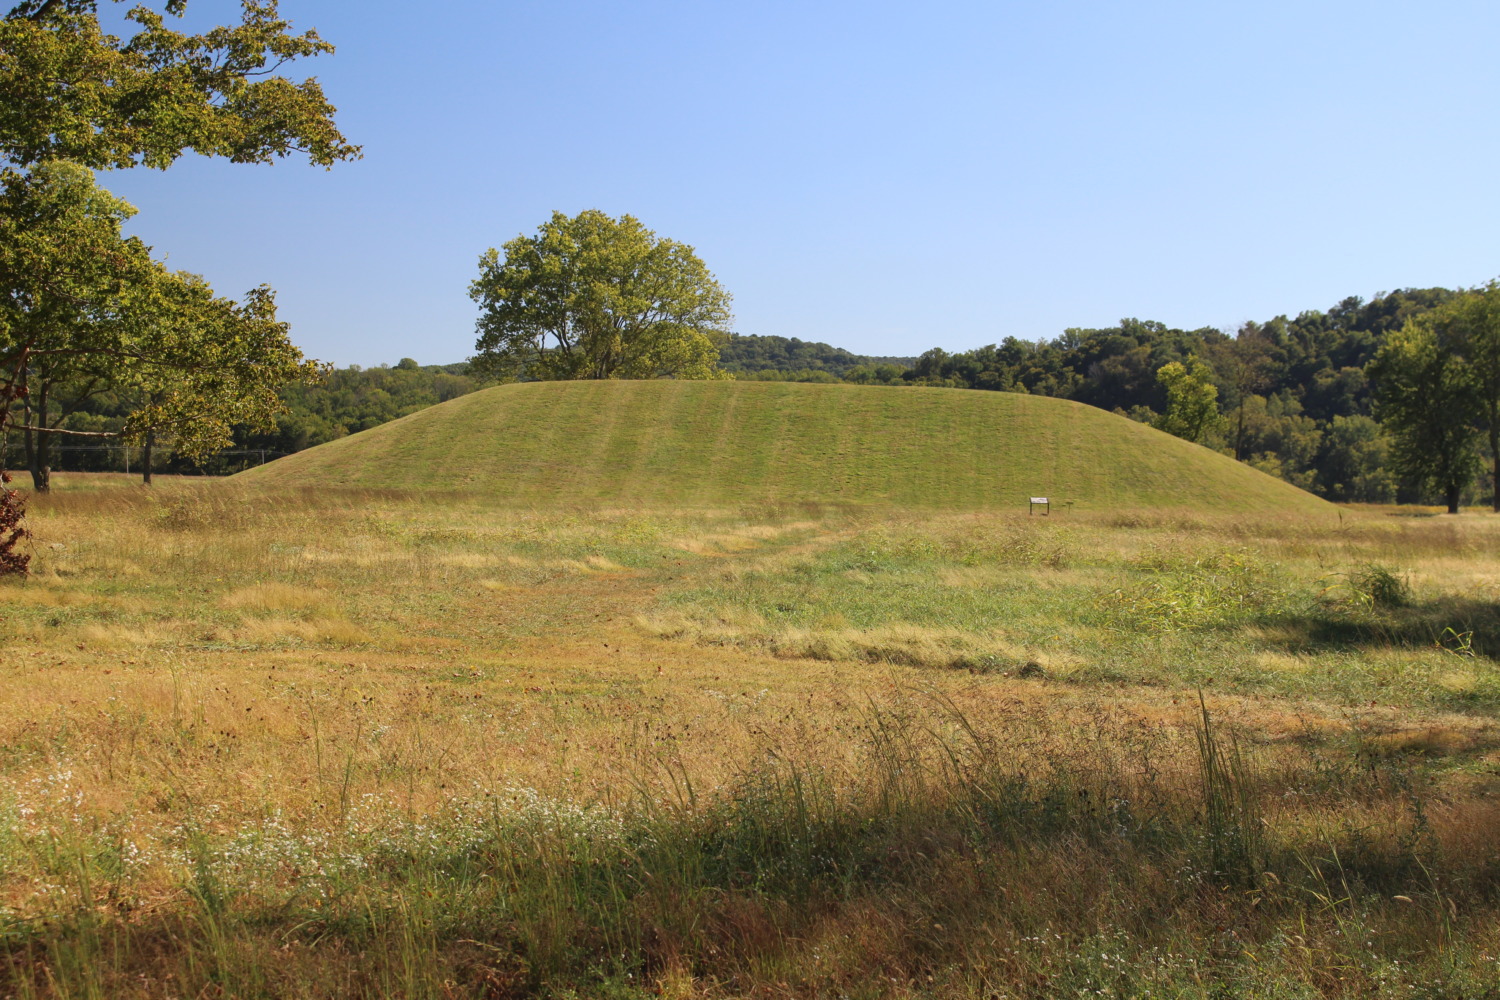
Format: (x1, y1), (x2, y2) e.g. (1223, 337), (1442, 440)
(3, 692), (1498, 997)
(1194, 691), (1264, 887)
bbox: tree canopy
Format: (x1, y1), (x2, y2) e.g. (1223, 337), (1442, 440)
(0, 0), (358, 170)
(1368, 313), (1483, 513)
(0, 0), (353, 511)
(1, 162), (323, 490)
(1440, 283), (1500, 511)
(1153, 357), (1222, 444)
(1366, 285), (1500, 513)
(469, 210), (733, 382)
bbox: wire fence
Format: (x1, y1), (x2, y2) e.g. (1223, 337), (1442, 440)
(1, 443), (290, 476)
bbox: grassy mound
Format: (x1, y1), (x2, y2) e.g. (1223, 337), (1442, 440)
(238, 380), (1333, 513)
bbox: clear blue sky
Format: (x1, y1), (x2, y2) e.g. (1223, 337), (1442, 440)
(102, 0), (1500, 367)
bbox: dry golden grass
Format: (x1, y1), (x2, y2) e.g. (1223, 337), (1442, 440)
(4, 477), (1497, 805)
(3, 473), (1500, 997)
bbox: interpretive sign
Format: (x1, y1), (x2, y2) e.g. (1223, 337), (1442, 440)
(1029, 497), (1050, 516)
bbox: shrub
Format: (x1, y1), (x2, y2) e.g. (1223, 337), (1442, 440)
(0, 470), (28, 576)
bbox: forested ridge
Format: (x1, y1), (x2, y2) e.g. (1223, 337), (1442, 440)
(717, 333), (916, 377)
(7, 287), (1485, 505)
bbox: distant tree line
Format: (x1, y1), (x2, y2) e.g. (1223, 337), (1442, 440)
(19, 284), (1500, 510)
(718, 334), (915, 379)
(4, 360), (476, 477)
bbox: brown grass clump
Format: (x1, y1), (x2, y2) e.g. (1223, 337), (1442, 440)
(222, 581), (333, 612)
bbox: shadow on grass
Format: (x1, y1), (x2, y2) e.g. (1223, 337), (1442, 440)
(1242, 595), (1500, 659)
(6, 755), (1499, 1000)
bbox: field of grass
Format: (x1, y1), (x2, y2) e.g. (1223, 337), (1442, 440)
(2, 473), (1498, 998)
(236, 381), (1335, 515)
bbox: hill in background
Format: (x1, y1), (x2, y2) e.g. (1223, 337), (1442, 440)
(238, 380), (1333, 515)
(716, 333), (916, 376)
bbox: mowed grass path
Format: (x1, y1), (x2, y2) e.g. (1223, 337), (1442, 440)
(239, 380), (1334, 514)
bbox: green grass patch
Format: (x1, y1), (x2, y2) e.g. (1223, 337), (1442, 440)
(646, 515), (1500, 709)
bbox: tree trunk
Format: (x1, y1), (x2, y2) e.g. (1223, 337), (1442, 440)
(141, 430), (153, 485)
(1491, 408), (1499, 513)
(27, 387), (48, 493)
(29, 431), (49, 493)
(20, 407), (35, 486)
(1446, 482), (1461, 515)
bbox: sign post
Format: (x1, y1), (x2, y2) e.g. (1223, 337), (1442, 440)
(1029, 496), (1050, 516)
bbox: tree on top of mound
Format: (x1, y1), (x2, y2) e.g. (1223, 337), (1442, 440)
(468, 210), (734, 382)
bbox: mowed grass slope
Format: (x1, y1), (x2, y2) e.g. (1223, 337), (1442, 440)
(241, 380), (1332, 513)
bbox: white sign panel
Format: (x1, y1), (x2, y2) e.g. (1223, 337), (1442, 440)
(1029, 497), (1049, 504)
